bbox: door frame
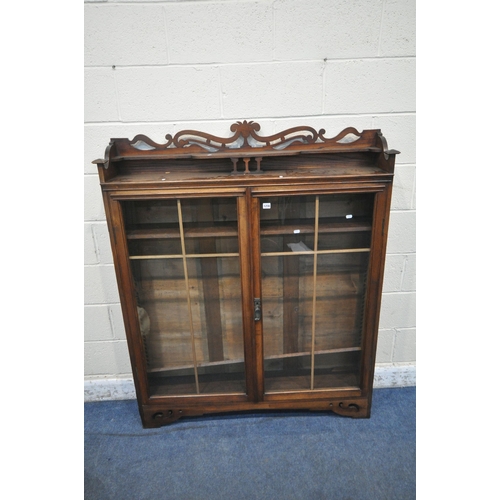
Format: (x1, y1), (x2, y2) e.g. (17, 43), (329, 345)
(106, 189), (255, 407)
(249, 183), (389, 402)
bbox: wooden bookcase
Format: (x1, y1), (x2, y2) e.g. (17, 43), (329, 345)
(94, 121), (398, 428)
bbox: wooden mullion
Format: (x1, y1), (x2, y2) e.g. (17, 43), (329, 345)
(310, 196), (320, 390)
(177, 199), (200, 394)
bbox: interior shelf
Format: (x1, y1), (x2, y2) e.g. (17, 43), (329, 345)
(148, 376), (247, 398)
(146, 346), (362, 375)
(126, 218), (372, 241)
(260, 217), (372, 236)
(126, 222), (238, 240)
(264, 371), (361, 393)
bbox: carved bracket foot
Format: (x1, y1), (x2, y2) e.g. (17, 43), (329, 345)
(331, 400), (369, 418)
(145, 409), (185, 427)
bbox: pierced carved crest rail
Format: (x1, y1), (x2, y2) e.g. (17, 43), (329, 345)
(94, 121), (398, 174)
(129, 121), (366, 152)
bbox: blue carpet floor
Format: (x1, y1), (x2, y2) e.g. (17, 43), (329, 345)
(84, 387), (415, 500)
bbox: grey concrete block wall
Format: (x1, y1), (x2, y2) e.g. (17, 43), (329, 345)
(84, 0), (416, 384)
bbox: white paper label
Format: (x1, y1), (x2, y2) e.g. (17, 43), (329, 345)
(293, 229), (300, 234)
(263, 203), (271, 209)
(346, 214), (353, 219)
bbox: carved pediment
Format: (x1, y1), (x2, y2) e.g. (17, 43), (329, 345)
(128, 120), (364, 153)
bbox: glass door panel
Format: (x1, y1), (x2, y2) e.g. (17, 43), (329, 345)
(123, 197), (246, 397)
(259, 194), (373, 393)
(262, 253), (314, 392)
(130, 256), (198, 396)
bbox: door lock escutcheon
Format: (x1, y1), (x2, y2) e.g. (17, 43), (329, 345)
(254, 298), (262, 321)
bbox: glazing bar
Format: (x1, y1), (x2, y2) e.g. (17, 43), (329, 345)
(310, 196), (319, 390)
(177, 199), (200, 394)
(130, 253), (240, 260)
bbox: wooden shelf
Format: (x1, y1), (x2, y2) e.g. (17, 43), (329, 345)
(264, 371), (360, 393)
(260, 248), (370, 257)
(260, 217), (372, 236)
(148, 357), (245, 374)
(266, 347), (361, 360)
(149, 376), (247, 397)
(147, 346), (361, 375)
(126, 218), (371, 241)
(127, 222), (238, 240)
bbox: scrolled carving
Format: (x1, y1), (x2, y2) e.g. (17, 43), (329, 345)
(338, 402), (360, 412)
(128, 121), (370, 154)
(331, 400), (368, 418)
(150, 409), (184, 425)
(318, 126), (362, 144)
(246, 123), (320, 148)
(129, 133), (173, 151)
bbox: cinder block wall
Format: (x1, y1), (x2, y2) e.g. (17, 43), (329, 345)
(84, 0), (416, 397)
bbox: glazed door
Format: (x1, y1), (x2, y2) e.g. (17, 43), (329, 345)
(122, 195), (252, 399)
(253, 192), (374, 395)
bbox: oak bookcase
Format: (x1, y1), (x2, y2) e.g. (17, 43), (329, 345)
(94, 121), (398, 428)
